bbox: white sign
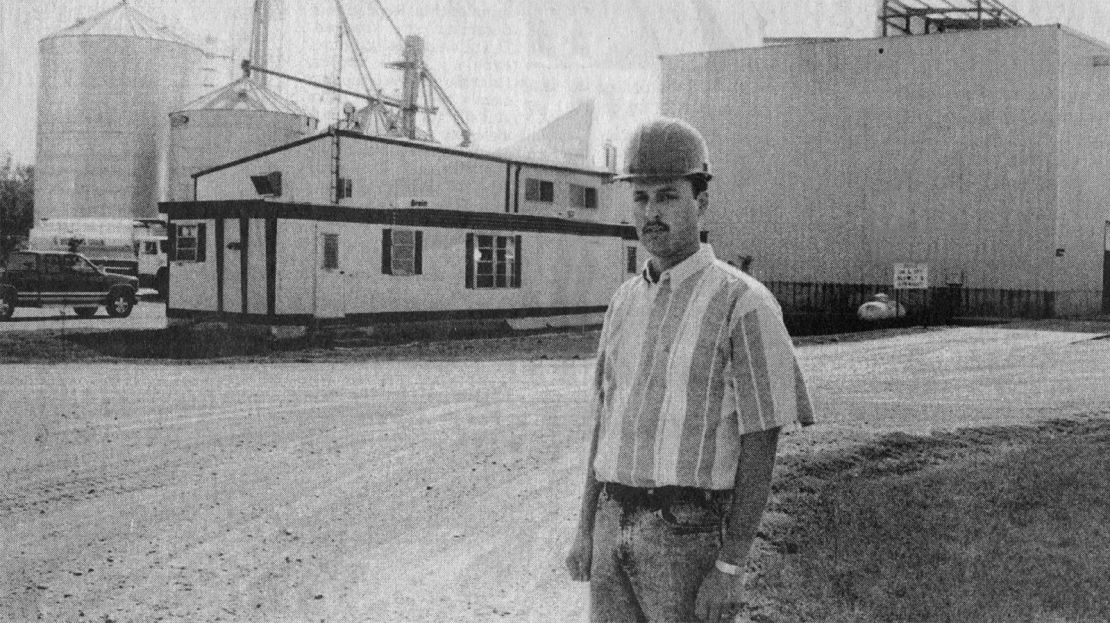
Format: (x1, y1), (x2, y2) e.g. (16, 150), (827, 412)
(894, 263), (929, 290)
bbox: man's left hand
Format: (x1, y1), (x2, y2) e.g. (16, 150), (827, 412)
(694, 568), (744, 623)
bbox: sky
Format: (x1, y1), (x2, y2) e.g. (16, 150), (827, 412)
(3, 0), (1110, 167)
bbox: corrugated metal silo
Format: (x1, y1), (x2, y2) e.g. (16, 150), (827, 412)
(36, 1), (206, 220)
(167, 76), (319, 202)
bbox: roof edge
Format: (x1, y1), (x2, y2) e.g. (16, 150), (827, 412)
(192, 133), (330, 179)
(1055, 23), (1110, 53)
(194, 129), (614, 181)
(659, 23), (1068, 58)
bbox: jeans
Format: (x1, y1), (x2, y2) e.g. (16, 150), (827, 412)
(590, 484), (729, 623)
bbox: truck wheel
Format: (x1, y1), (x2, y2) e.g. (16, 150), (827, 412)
(0, 293), (14, 321)
(74, 306), (98, 318)
(155, 268), (168, 299)
(106, 290), (134, 318)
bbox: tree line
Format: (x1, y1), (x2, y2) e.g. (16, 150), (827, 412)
(0, 154), (34, 259)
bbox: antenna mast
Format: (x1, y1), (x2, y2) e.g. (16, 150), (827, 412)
(241, 0), (472, 146)
(372, 0), (472, 146)
(249, 0), (269, 86)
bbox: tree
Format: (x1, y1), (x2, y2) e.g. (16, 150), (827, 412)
(0, 153), (34, 258)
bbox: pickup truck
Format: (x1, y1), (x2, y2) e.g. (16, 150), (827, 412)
(0, 250), (139, 320)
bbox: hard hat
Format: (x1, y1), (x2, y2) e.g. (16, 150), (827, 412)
(615, 117), (712, 181)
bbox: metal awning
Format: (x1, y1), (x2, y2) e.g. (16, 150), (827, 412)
(879, 0), (1031, 36)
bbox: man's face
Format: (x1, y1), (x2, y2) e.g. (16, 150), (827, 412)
(631, 178), (705, 267)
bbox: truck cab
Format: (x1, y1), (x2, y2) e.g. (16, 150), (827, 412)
(0, 250), (139, 320)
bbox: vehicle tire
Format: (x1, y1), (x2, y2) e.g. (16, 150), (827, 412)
(155, 267), (168, 299)
(106, 289), (134, 318)
(74, 306), (98, 318)
(0, 292), (14, 321)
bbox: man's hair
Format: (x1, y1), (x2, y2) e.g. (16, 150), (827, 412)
(687, 174), (709, 198)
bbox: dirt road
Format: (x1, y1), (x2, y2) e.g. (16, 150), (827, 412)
(1, 324), (1108, 622)
(0, 295), (166, 333)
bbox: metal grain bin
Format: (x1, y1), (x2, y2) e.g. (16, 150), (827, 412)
(167, 76), (318, 202)
(36, 1), (205, 220)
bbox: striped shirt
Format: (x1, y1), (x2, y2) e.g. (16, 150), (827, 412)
(592, 244), (814, 490)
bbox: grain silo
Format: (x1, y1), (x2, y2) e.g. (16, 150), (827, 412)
(167, 76), (319, 202)
(36, 0), (206, 220)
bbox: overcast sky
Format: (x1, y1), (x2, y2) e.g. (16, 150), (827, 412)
(3, 0), (1110, 166)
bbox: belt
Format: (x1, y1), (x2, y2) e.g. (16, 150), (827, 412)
(602, 482), (729, 511)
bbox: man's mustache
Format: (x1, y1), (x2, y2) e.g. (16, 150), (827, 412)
(641, 221), (669, 233)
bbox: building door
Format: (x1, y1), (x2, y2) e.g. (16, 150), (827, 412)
(315, 227), (345, 319)
(1103, 221), (1110, 314)
(222, 219), (242, 314)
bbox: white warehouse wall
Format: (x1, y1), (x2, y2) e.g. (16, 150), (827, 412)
(662, 26), (1063, 293)
(1054, 27), (1110, 316)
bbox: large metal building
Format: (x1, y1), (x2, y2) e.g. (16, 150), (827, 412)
(662, 23), (1110, 319)
(36, 1), (206, 220)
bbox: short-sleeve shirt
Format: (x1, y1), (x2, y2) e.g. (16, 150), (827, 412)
(591, 244), (815, 490)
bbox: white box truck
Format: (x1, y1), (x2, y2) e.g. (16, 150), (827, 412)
(27, 218), (169, 296)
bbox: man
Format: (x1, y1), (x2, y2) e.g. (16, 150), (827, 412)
(566, 117), (815, 623)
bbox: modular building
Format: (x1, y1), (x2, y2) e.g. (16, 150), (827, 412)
(662, 24), (1110, 318)
(159, 130), (637, 330)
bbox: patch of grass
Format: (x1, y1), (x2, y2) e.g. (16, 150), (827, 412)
(0, 325), (294, 362)
(761, 418), (1110, 623)
(0, 322), (934, 364)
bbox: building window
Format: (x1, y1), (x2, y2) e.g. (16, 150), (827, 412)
(171, 223), (206, 262)
(570, 184), (598, 209)
(626, 246), (638, 273)
(604, 142), (618, 172)
(382, 228), (422, 276)
(322, 233), (339, 270)
(337, 177), (353, 199)
(143, 241), (159, 255)
(525, 178), (554, 203)
(466, 233), (521, 289)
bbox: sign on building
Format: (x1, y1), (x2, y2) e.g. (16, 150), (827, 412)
(894, 263), (929, 290)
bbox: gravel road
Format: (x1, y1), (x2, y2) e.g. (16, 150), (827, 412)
(1, 324), (1108, 622)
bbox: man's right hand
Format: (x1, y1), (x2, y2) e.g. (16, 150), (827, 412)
(565, 530), (593, 581)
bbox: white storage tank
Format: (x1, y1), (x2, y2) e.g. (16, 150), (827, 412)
(167, 76), (319, 202)
(36, 1), (206, 220)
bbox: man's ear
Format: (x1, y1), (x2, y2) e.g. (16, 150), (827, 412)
(696, 190), (709, 215)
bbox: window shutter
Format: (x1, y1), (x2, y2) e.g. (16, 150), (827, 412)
(465, 233), (474, 289)
(382, 229), (393, 275)
(512, 235), (522, 288)
(196, 223), (207, 262)
(167, 223), (177, 261)
(414, 230), (423, 275)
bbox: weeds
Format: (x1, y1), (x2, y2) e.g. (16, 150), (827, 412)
(763, 418), (1110, 622)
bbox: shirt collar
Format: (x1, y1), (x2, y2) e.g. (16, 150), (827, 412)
(641, 244), (715, 286)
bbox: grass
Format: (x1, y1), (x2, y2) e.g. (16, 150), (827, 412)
(758, 418), (1110, 623)
(0, 323), (937, 363)
(0, 326), (285, 362)
(0, 324), (603, 363)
